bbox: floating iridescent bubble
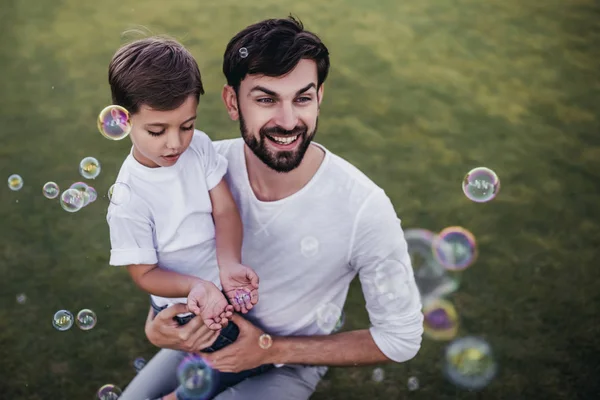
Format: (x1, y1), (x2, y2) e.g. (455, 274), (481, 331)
(70, 182), (91, 207)
(53, 310), (74, 331)
(60, 188), (85, 212)
(8, 174), (23, 191)
(108, 182), (132, 206)
(86, 186), (98, 204)
(258, 333), (273, 349)
(133, 357), (147, 373)
(405, 229), (460, 300)
(372, 367), (385, 383)
(433, 227), (477, 271)
(462, 167), (500, 203)
(76, 309), (97, 330)
(16, 293), (27, 304)
(316, 303), (342, 333)
(79, 156), (101, 179)
(423, 298), (459, 341)
(42, 182), (60, 199)
(177, 355), (214, 398)
(407, 376), (419, 391)
(96, 384), (122, 400)
(98, 105), (132, 140)
(300, 236), (319, 257)
(443, 336), (498, 390)
(239, 47), (249, 58)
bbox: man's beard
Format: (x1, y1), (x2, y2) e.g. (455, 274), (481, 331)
(238, 110), (318, 173)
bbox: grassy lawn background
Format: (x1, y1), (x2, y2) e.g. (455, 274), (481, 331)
(1, 0), (599, 398)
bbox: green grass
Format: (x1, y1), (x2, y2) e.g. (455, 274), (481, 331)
(1, 0), (599, 398)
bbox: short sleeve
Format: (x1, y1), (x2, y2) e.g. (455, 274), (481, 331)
(107, 208), (157, 266)
(195, 132), (228, 190)
(349, 189), (424, 363)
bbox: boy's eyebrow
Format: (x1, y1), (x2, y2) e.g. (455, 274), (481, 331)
(249, 82), (316, 98)
(145, 115), (196, 127)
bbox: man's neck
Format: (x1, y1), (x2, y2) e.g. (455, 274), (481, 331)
(244, 143), (325, 202)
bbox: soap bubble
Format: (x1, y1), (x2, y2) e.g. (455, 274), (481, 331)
(70, 182), (91, 206)
(16, 293), (27, 304)
(258, 333), (273, 349)
(133, 357), (147, 373)
(177, 355), (214, 398)
(239, 47), (249, 58)
(444, 336), (498, 390)
(98, 105), (132, 140)
(8, 174), (23, 191)
(462, 167), (500, 203)
(60, 188), (85, 212)
(86, 186), (98, 203)
(423, 298), (459, 341)
(42, 182), (60, 199)
(53, 310), (74, 331)
(108, 182), (132, 206)
(434, 227), (477, 271)
(405, 229), (460, 300)
(96, 384), (122, 400)
(407, 376), (419, 391)
(79, 156), (101, 179)
(316, 303), (342, 333)
(372, 367), (384, 383)
(75, 309), (97, 330)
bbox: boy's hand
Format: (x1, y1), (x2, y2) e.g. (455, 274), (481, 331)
(220, 263), (259, 314)
(187, 281), (234, 330)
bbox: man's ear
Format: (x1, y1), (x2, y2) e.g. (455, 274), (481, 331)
(317, 83), (325, 112)
(222, 85), (239, 121)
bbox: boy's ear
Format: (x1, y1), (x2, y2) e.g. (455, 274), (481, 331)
(222, 85), (239, 121)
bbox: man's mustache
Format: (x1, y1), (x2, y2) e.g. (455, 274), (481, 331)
(261, 125), (308, 137)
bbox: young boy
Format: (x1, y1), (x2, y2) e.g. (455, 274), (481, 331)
(105, 37), (259, 345)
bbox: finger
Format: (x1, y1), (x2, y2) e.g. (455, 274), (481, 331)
(250, 289), (259, 305)
(230, 313), (247, 326)
(158, 303), (190, 319)
(248, 269), (259, 287)
(204, 319), (221, 330)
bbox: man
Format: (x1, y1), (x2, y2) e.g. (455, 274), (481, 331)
(128, 16), (424, 400)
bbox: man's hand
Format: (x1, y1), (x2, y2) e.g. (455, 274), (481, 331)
(201, 314), (271, 373)
(220, 263), (259, 314)
(144, 304), (222, 353)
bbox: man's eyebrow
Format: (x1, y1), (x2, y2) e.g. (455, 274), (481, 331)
(249, 82), (317, 98)
(145, 115), (196, 127)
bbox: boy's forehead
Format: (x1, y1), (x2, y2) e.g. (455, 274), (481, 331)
(135, 96), (198, 119)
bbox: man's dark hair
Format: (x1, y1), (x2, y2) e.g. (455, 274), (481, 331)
(108, 36), (204, 114)
(222, 16), (330, 93)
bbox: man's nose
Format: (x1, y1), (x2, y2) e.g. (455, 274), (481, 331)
(274, 103), (298, 132)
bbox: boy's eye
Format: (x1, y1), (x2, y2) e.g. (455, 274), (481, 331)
(182, 125), (194, 131)
(147, 129), (164, 136)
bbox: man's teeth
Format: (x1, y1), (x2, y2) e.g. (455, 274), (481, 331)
(269, 135), (298, 145)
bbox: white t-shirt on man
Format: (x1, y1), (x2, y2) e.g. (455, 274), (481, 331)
(107, 130), (227, 309)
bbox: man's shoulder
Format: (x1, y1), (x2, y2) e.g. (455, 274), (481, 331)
(212, 137), (241, 156)
(189, 129), (240, 157)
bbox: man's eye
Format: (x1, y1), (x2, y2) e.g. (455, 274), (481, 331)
(296, 97), (312, 103)
(257, 98), (275, 104)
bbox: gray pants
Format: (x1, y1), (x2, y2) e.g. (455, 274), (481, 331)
(120, 348), (328, 400)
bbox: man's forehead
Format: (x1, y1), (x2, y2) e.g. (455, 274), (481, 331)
(241, 59), (318, 95)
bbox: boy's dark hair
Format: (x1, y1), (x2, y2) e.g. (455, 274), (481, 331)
(108, 36), (204, 114)
(223, 16), (330, 93)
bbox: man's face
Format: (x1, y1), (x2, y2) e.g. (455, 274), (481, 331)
(235, 59), (323, 173)
(129, 95), (198, 168)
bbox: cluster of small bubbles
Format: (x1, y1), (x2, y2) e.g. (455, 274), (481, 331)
(76, 309), (97, 330)
(422, 298), (459, 341)
(8, 174), (23, 191)
(87, 186), (98, 203)
(133, 357), (147, 373)
(316, 303), (342, 333)
(372, 367), (385, 383)
(443, 336), (498, 390)
(407, 376), (419, 391)
(258, 333), (273, 349)
(98, 105), (132, 140)
(108, 182), (132, 206)
(462, 167), (500, 203)
(405, 229), (460, 300)
(239, 47), (249, 58)
(433, 227), (477, 271)
(16, 293), (27, 304)
(70, 182), (91, 206)
(332, 310), (345, 333)
(60, 188), (85, 212)
(233, 289), (250, 305)
(79, 156), (101, 179)
(53, 310), (74, 331)
(177, 355), (214, 398)
(42, 182), (60, 199)
(96, 384), (122, 400)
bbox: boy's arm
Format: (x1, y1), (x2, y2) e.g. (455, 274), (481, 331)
(209, 178), (243, 268)
(127, 264), (210, 298)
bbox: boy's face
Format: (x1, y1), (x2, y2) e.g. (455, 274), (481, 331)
(224, 59), (324, 173)
(129, 95), (198, 168)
